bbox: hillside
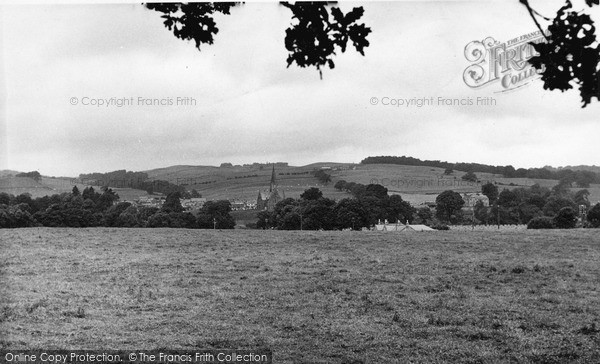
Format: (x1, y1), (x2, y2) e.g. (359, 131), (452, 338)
(143, 162), (600, 206)
(545, 165), (600, 174)
(0, 176), (150, 200)
(0, 170), (21, 177)
(3, 162), (600, 207)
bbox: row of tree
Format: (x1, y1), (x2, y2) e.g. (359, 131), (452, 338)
(78, 169), (185, 195)
(15, 171), (42, 182)
(433, 181), (600, 228)
(361, 156), (600, 187)
(256, 185), (415, 230)
(0, 188), (234, 229)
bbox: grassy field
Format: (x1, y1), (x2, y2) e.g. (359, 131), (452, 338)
(1, 228), (599, 363)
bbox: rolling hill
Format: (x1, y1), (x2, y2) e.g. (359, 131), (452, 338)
(142, 162), (600, 206)
(0, 176), (150, 200)
(3, 162), (599, 207)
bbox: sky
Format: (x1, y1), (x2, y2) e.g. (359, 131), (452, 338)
(1, 0), (599, 177)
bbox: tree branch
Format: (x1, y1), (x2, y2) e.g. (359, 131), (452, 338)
(520, 0), (550, 41)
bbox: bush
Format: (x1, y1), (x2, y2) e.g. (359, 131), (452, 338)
(554, 207), (577, 229)
(588, 203), (600, 228)
(527, 216), (555, 229)
(431, 223), (449, 230)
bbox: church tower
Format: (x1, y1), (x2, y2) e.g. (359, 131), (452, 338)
(269, 164), (276, 192)
(257, 164), (284, 211)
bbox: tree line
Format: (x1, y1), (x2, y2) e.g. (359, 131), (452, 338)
(361, 156), (600, 187)
(0, 187), (234, 229)
(79, 170), (185, 195)
(255, 185), (415, 230)
(435, 182), (600, 229)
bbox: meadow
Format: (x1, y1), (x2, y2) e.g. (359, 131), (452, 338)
(1, 228), (599, 363)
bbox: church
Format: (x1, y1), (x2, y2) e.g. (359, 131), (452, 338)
(257, 165), (285, 211)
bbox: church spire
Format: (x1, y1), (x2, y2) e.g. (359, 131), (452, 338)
(270, 164), (276, 192)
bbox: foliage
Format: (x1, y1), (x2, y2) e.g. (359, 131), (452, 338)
(255, 185), (415, 230)
(587, 203), (600, 227)
(0, 190), (235, 230)
(280, 2), (371, 78)
(145, 2), (371, 78)
(144, 2), (238, 50)
(300, 187), (323, 201)
(462, 171), (477, 182)
(162, 192), (184, 213)
(527, 216), (556, 229)
(15, 171), (42, 182)
(554, 207), (578, 229)
(312, 169), (332, 185)
(481, 183), (499, 204)
(334, 180), (347, 191)
(415, 207), (433, 225)
(542, 196), (577, 216)
(523, 0), (600, 107)
(435, 190), (465, 223)
(361, 155), (600, 183)
(197, 200), (236, 229)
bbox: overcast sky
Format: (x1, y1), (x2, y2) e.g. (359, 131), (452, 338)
(1, 0), (599, 177)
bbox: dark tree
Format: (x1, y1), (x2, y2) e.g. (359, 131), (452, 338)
(435, 190), (465, 222)
(416, 206), (433, 225)
(96, 187), (119, 211)
(16, 171), (42, 182)
(280, 2), (371, 78)
(498, 189), (519, 208)
(197, 200), (235, 229)
(461, 171), (477, 182)
(542, 196), (576, 216)
(72, 186), (80, 196)
(527, 216), (555, 229)
(300, 197), (336, 230)
(554, 206), (578, 228)
(587, 203), (600, 227)
(481, 182), (499, 205)
(334, 180), (347, 191)
(145, 2), (371, 78)
(162, 192), (184, 213)
(363, 184), (388, 200)
(521, 0), (600, 107)
(574, 189), (591, 208)
(387, 194), (415, 224)
(145, 2), (238, 50)
(300, 187), (323, 201)
(334, 198), (369, 230)
(0, 193), (11, 206)
(473, 200), (489, 225)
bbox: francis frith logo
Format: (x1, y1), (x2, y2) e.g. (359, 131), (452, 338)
(463, 30), (549, 91)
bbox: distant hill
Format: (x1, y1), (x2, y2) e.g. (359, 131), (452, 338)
(142, 162), (600, 206)
(5, 157), (600, 206)
(0, 170), (21, 177)
(544, 165), (600, 174)
(0, 175), (150, 200)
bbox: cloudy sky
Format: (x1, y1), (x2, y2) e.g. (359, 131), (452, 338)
(1, 0), (599, 177)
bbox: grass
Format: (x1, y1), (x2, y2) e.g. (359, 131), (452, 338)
(1, 228), (599, 363)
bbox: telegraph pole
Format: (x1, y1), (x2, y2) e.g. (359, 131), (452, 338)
(496, 201), (500, 229)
